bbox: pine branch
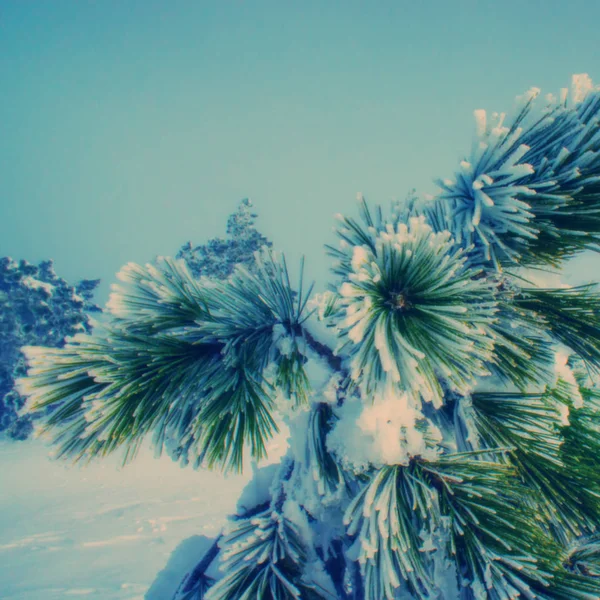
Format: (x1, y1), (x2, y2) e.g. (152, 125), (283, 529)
(515, 284), (600, 372)
(470, 384), (600, 538)
(565, 534), (600, 578)
(344, 465), (441, 600)
(206, 507), (329, 600)
(330, 211), (497, 406)
(19, 76), (600, 600)
(419, 453), (600, 599)
(432, 82), (600, 268)
(306, 403), (351, 500)
(18, 249), (315, 472)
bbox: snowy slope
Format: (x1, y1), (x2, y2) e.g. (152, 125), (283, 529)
(0, 439), (253, 600)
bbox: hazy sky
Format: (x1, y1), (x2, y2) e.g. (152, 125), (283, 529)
(2, 1), (600, 303)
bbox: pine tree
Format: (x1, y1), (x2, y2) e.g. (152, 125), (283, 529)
(16, 75), (600, 599)
(0, 257), (100, 440)
(177, 198), (273, 280)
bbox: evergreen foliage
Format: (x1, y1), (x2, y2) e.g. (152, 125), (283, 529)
(17, 75), (600, 599)
(177, 198), (272, 279)
(0, 257), (100, 439)
(208, 505), (320, 599)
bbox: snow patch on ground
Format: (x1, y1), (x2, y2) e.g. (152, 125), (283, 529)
(0, 439), (252, 599)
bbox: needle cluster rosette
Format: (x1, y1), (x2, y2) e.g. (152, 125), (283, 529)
(337, 216), (496, 407)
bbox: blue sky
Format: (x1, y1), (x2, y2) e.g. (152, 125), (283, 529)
(1, 1), (600, 303)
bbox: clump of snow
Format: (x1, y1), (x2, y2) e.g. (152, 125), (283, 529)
(322, 374), (342, 405)
(554, 348), (584, 411)
(572, 73), (595, 104)
(304, 356), (335, 397)
(473, 109), (487, 137)
(146, 535), (216, 600)
(419, 518), (459, 600)
(236, 463), (279, 516)
(514, 86), (541, 110)
(327, 387), (441, 471)
(558, 402), (571, 427)
(351, 245), (370, 272)
(272, 323), (294, 357)
(22, 276), (55, 295)
(306, 291), (337, 322)
(281, 497), (313, 547)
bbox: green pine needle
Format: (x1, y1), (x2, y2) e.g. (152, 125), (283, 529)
(516, 284), (600, 372)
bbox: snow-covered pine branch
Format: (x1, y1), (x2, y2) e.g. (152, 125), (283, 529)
(17, 75), (600, 599)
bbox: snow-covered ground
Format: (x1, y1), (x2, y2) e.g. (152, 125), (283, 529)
(0, 439), (265, 600)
